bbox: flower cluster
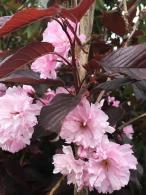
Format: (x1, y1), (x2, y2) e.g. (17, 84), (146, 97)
(108, 96), (120, 108)
(39, 86), (75, 105)
(123, 125), (134, 140)
(31, 18), (85, 79)
(0, 86), (42, 153)
(53, 98), (137, 193)
(60, 98), (114, 148)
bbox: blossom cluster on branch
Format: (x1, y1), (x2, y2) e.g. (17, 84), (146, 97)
(53, 98), (137, 193)
(0, 13), (139, 195)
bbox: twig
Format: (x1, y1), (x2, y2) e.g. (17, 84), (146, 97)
(124, 0), (142, 46)
(51, 52), (72, 66)
(118, 113), (146, 130)
(47, 176), (65, 195)
(96, 90), (105, 103)
(74, 187), (88, 195)
(124, 17), (140, 47)
(73, 0), (78, 6)
(96, 78), (110, 103)
(128, 0), (142, 15)
(122, 0), (130, 32)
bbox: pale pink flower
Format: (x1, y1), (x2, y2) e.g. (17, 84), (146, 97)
(32, 19), (85, 79)
(87, 136), (138, 194)
(43, 19), (85, 58)
(40, 89), (56, 105)
(56, 86), (75, 95)
(0, 86), (42, 153)
(23, 85), (35, 95)
(31, 54), (58, 79)
(56, 87), (69, 94)
(108, 96), (120, 108)
(40, 87), (75, 106)
(53, 145), (85, 190)
(112, 100), (120, 108)
(77, 146), (95, 159)
(53, 137), (137, 193)
(123, 125), (134, 139)
(60, 98), (115, 148)
(0, 83), (7, 96)
(108, 96), (115, 103)
(43, 19), (70, 57)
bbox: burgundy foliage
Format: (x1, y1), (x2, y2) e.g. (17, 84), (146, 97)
(0, 0), (146, 194)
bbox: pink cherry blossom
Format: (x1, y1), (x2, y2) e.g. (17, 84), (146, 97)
(31, 54), (58, 79)
(23, 85), (35, 95)
(32, 19), (85, 79)
(108, 96), (120, 108)
(60, 98), (115, 148)
(87, 136), (138, 193)
(0, 86), (42, 153)
(43, 18), (85, 58)
(56, 87), (70, 94)
(112, 100), (120, 108)
(108, 96), (115, 103)
(39, 89), (56, 105)
(53, 137), (137, 193)
(40, 87), (75, 106)
(56, 86), (75, 95)
(123, 125), (134, 139)
(53, 145), (85, 191)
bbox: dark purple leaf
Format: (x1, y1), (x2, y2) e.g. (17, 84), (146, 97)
(105, 107), (125, 126)
(39, 93), (82, 133)
(0, 42), (54, 78)
(133, 80), (146, 100)
(0, 70), (64, 86)
(95, 77), (135, 91)
(100, 43), (146, 80)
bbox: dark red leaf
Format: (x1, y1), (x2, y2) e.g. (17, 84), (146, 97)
(85, 58), (101, 71)
(101, 11), (127, 37)
(61, 0), (95, 21)
(91, 38), (112, 55)
(0, 42), (54, 78)
(39, 93), (82, 134)
(0, 1), (94, 37)
(0, 0), (95, 37)
(0, 50), (13, 61)
(101, 0), (137, 36)
(100, 43), (146, 80)
(0, 7), (60, 37)
(0, 70), (64, 86)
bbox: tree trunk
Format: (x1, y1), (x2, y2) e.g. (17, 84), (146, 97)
(63, 0), (96, 81)
(78, 1), (95, 81)
(62, 1), (96, 194)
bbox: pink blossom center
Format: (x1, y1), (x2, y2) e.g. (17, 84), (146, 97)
(80, 121), (87, 128)
(101, 159), (109, 170)
(11, 112), (20, 116)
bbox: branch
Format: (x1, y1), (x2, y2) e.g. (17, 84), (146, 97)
(118, 113), (146, 130)
(124, 18), (140, 47)
(122, 0), (130, 32)
(47, 176), (65, 195)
